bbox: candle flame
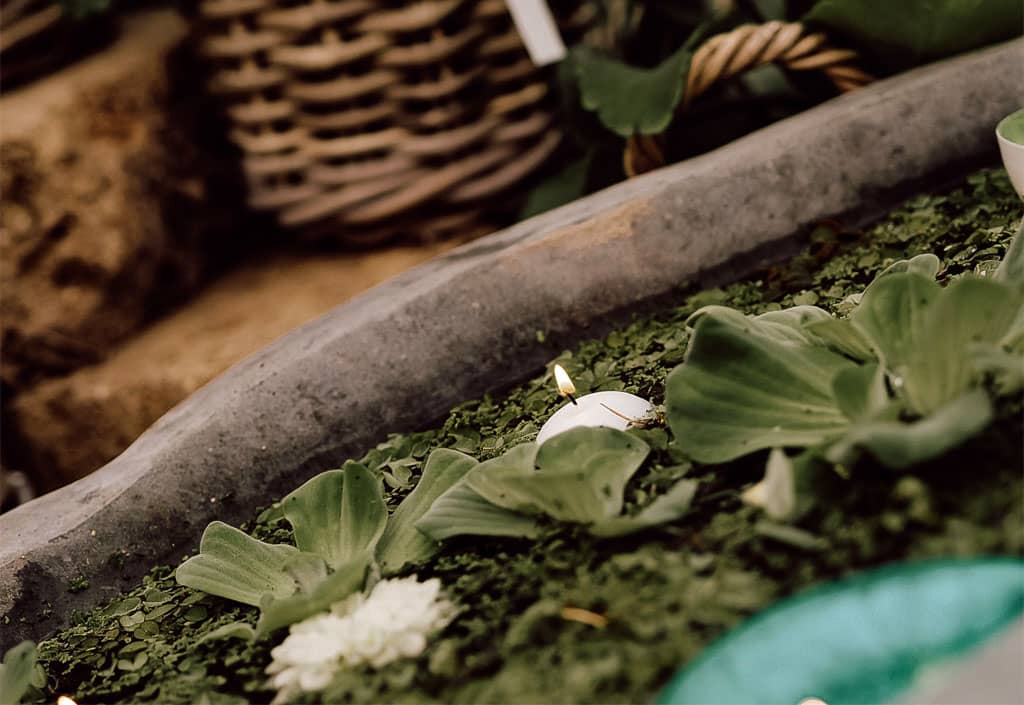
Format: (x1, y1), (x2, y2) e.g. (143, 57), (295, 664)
(553, 364), (576, 396)
(57, 697), (78, 705)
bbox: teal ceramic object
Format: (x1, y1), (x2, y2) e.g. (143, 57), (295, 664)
(657, 559), (1024, 705)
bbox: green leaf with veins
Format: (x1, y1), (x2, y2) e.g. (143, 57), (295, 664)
(415, 481), (541, 541)
(753, 305), (835, 339)
(850, 271), (940, 376)
(854, 272), (1021, 414)
(376, 449), (478, 574)
(666, 307), (856, 463)
(175, 522), (314, 607)
(830, 363), (891, 421)
(873, 252), (942, 282)
(907, 276), (1021, 413)
(256, 554), (369, 637)
(995, 228), (1023, 287)
(995, 230), (1024, 349)
(804, 318), (876, 362)
(282, 464), (387, 571)
(589, 478), (698, 538)
(824, 389), (994, 469)
(693, 305), (832, 346)
(572, 44), (692, 137)
(466, 427), (650, 523)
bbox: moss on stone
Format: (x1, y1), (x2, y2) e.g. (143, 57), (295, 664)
(34, 169), (1023, 704)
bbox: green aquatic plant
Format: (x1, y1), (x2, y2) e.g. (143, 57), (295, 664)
(374, 449), (478, 574)
(174, 522), (327, 609)
(281, 465), (386, 571)
(667, 234), (1023, 480)
(175, 459), (469, 635)
(417, 427), (698, 540)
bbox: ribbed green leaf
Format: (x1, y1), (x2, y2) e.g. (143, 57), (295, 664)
(0, 641), (37, 705)
(997, 230), (1024, 350)
(905, 276), (1021, 413)
(995, 228), (1023, 287)
(415, 481), (541, 541)
(854, 272), (1021, 414)
(804, 318), (876, 361)
(825, 389), (994, 469)
(657, 558), (1024, 705)
(666, 308), (856, 463)
(175, 521), (312, 607)
(874, 252), (942, 281)
(466, 427), (650, 523)
(851, 271), (940, 378)
(376, 449), (478, 574)
(753, 305), (835, 344)
(831, 363), (890, 421)
(693, 305), (831, 346)
(589, 478), (698, 538)
(282, 464), (387, 570)
(255, 554), (369, 637)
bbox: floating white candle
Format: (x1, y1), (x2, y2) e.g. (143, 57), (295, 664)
(536, 365), (654, 445)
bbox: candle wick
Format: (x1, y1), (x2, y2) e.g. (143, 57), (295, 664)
(567, 393), (578, 406)
(599, 403), (640, 424)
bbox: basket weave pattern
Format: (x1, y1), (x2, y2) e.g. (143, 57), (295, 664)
(199, 0), (589, 243)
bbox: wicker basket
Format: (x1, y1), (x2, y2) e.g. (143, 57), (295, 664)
(0, 0), (115, 88)
(197, 0), (592, 244)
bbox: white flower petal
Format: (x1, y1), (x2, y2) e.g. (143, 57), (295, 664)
(266, 575), (457, 701)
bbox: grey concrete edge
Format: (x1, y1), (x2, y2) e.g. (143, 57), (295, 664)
(2, 39), (1021, 646)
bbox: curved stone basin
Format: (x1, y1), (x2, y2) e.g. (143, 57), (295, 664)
(2, 39), (1021, 648)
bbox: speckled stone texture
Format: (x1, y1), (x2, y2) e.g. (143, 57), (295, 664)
(2, 39), (1021, 648)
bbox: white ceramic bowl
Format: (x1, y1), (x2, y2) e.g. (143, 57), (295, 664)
(996, 108), (1024, 198)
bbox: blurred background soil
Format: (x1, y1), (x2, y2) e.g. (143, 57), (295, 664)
(0, 9), (467, 505)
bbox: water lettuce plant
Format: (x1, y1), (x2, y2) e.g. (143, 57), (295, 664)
(666, 233), (1022, 503)
(175, 458), (472, 636)
(417, 427), (698, 540)
(179, 427), (700, 624)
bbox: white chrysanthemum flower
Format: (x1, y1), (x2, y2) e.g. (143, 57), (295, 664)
(266, 576), (456, 703)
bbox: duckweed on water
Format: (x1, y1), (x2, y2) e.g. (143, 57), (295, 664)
(34, 169), (1023, 704)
